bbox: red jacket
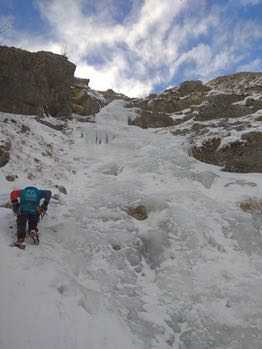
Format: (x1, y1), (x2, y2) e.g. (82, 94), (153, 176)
(10, 190), (22, 202)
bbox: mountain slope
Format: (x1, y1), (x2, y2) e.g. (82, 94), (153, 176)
(1, 100), (262, 349)
(128, 73), (262, 173)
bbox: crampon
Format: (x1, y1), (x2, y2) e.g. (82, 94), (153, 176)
(29, 229), (39, 245)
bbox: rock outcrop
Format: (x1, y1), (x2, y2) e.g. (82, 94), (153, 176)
(130, 110), (174, 128)
(127, 80), (211, 128)
(207, 72), (262, 94)
(192, 132), (262, 173)
(129, 74), (262, 127)
(71, 81), (130, 117)
(0, 46), (76, 117)
(71, 83), (103, 116)
(127, 72), (262, 173)
(195, 93), (251, 121)
(127, 205), (148, 220)
(0, 47), (261, 175)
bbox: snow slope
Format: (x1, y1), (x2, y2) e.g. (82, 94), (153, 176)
(1, 101), (262, 349)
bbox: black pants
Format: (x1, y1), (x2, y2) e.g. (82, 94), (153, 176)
(17, 212), (39, 240)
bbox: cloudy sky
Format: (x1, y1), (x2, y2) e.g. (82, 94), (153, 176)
(1, 0), (262, 96)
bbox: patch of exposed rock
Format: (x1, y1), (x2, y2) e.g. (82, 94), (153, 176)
(192, 132), (262, 173)
(0, 139), (11, 167)
(71, 82), (104, 116)
(0, 46), (76, 117)
(240, 198), (262, 213)
(195, 93), (251, 121)
(207, 72), (262, 94)
(127, 205), (148, 220)
(36, 118), (66, 131)
(130, 110), (174, 128)
(178, 80), (210, 96)
(73, 77), (90, 89)
(100, 89), (130, 104)
(128, 74), (262, 131)
(71, 80), (131, 117)
(246, 97), (262, 113)
(5, 174), (17, 182)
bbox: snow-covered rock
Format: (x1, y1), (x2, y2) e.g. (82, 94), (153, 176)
(128, 72), (262, 173)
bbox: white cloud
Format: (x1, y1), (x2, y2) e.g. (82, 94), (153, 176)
(33, 0), (193, 95)
(75, 53), (154, 97)
(76, 62), (153, 97)
(3, 0), (262, 96)
(127, 0), (186, 45)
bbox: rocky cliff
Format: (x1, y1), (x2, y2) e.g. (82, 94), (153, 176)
(0, 46), (76, 117)
(71, 82), (130, 118)
(127, 73), (262, 173)
(0, 46), (261, 173)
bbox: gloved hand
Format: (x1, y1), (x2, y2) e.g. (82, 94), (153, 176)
(37, 205), (47, 218)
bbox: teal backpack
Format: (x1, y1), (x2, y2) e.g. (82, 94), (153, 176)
(20, 187), (41, 214)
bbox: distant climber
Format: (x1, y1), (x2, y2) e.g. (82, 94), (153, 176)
(10, 186), (52, 249)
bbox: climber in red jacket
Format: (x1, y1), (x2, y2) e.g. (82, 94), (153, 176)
(10, 186), (51, 249)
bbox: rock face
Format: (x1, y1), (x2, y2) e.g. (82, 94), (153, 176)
(71, 84), (103, 116)
(128, 74), (262, 127)
(207, 72), (262, 94)
(128, 80), (210, 127)
(192, 132), (262, 173)
(0, 46), (76, 117)
(71, 81), (130, 117)
(127, 72), (262, 173)
(131, 110), (174, 128)
(73, 77), (90, 88)
(196, 93), (251, 121)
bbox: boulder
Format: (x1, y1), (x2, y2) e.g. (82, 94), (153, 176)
(5, 174), (17, 182)
(0, 46), (76, 117)
(127, 205), (148, 220)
